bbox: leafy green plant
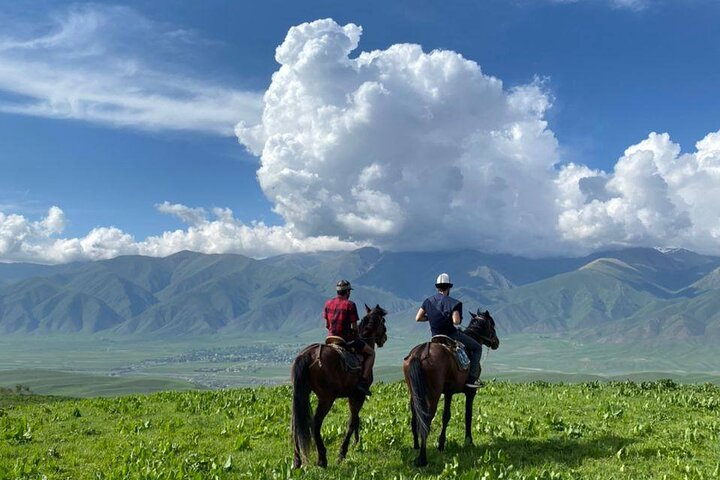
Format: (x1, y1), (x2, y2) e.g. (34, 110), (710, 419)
(1, 380), (719, 479)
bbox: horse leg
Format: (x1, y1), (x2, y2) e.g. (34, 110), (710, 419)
(416, 429), (428, 467)
(438, 393), (452, 452)
(464, 389), (476, 446)
(339, 396), (364, 461)
(353, 396), (365, 445)
(313, 397), (334, 468)
(410, 398), (419, 449)
(353, 418), (360, 445)
(293, 436), (302, 469)
(416, 391), (440, 467)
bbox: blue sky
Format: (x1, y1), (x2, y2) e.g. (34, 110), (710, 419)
(1, 0), (719, 262)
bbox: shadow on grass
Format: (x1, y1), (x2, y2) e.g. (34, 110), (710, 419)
(399, 434), (634, 474)
(0, 392), (72, 408)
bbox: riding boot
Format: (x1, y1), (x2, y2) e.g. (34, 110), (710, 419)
(357, 347), (375, 396)
(465, 357), (482, 388)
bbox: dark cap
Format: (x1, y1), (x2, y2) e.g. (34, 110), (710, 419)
(336, 279), (353, 293)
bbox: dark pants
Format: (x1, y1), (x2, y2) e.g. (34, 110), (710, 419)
(449, 330), (482, 379)
(348, 339), (375, 384)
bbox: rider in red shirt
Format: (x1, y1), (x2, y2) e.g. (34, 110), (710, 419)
(324, 280), (375, 396)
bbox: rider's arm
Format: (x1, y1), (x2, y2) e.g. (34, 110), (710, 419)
(452, 310), (461, 326)
(415, 307), (427, 322)
(350, 303), (360, 335)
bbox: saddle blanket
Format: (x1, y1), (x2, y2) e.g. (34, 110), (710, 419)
(323, 339), (362, 372)
(431, 335), (471, 371)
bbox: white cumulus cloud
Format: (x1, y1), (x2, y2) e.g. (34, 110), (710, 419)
(558, 131), (720, 253)
(0, 204), (361, 264)
(237, 19), (564, 255)
(235, 18), (720, 257)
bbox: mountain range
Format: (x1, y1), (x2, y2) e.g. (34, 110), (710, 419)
(2, 247), (720, 343)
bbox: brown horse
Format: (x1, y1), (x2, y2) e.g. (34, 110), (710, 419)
(291, 304), (388, 468)
(403, 309), (500, 467)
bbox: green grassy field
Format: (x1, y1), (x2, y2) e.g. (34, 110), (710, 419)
(1, 380), (719, 479)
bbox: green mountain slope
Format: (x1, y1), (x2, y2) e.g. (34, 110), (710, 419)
(485, 258), (664, 334)
(1, 247), (720, 342)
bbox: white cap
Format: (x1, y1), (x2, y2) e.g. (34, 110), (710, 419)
(435, 273), (453, 288)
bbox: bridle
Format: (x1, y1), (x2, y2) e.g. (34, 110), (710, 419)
(359, 310), (387, 346)
(468, 314), (498, 348)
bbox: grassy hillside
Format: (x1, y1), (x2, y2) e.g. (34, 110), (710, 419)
(1, 381), (719, 479)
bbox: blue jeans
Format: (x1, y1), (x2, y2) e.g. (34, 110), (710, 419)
(449, 329), (482, 379)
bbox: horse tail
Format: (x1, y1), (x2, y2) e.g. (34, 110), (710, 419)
(291, 352), (313, 461)
(407, 355), (430, 440)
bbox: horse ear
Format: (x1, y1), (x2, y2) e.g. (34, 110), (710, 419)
(476, 308), (482, 316)
(484, 310), (490, 316)
(365, 304), (371, 313)
(375, 304), (380, 310)
(470, 311), (477, 319)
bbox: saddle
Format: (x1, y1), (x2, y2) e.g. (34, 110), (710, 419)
(431, 335), (471, 371)
(323, 337), (362, 372)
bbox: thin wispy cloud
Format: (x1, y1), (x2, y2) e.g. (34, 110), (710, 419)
(545, 0), (648, 10)
(0, 4), (262, 135)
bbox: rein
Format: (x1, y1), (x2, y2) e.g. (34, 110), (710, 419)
(474, 334), (495, 345)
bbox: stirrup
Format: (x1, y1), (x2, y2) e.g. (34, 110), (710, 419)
(465, 377), (482, 389)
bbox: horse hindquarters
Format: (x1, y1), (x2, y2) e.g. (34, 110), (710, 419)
(291, 353), (313, 468)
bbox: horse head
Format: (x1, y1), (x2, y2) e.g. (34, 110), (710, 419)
(360, 303), (388, 348)
(468, 309), (500, 350)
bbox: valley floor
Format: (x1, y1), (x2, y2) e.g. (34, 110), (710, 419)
(2, 333), (720, 397)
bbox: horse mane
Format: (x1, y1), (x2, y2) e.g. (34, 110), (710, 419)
(464, 316), (483, 336)
(464, 311), (490, 340)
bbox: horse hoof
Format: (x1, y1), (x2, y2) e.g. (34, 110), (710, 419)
(438, 444), (445, 452)
(464, 438), (474, 447)
(337, 454), (345, 463)
(317, 459), (327, 468)
(293, 460), (302, 469)
(413, 444), (420, 450)
(414, 458), (428, 468)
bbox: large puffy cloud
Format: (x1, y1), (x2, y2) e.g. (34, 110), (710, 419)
(0, 204), (360, 264)
(237, 19), (564, 255)
(236, 18), (720, 257)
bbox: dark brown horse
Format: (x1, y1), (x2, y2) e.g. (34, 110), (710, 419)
(403, 309), (500, 467)
(291, 304), (388, 468)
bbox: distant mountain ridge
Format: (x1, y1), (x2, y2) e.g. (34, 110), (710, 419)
(2, 247), (720, 342)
